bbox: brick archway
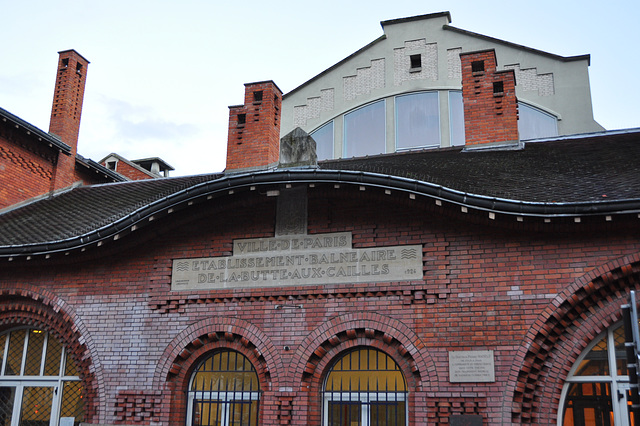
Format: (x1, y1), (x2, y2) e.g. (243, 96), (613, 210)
(155, 316), (282, 425)
(287, 312), (434, 425)
(505, 252), (640, 424)
(0, 284), (100, 423)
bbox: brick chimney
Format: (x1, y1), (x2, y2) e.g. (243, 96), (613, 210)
(226, 81), (282, 172)
(49, 49), (90, 189)
(461, 49), (519, 147)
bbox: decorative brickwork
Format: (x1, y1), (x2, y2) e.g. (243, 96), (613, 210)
(114, 390), (163, 424)
(427, 399), (486, 425)
(393, 40), (438, 86)
(343, 58), (386, 101)
(504, 64), (554, 96)
(292, 88), (334, 127)
(461, 49), (519, 146)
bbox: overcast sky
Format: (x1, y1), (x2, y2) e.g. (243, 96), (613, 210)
(1, 0), (638, 176)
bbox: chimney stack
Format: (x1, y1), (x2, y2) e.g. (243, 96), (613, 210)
(226, 81), (282, 172)
(49, 50), (90, 189)
(49, 50), (90, 154)
(460, 49), (519, 147)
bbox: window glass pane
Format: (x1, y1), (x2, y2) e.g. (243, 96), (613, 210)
(562, 382), (612, 425)
(449, 91), (465, 146)
(193, 400), (222, 426)
(65, 350), (78, 377)
(614, 325), (627, 376)
(0, 387), (15, 426)
(60, 381), (85, 425)
(371, 401), (405, 426)
(24, 330), (45, 376)
(574, 333), (609, 376)
(19, 386), (54, 425)
(310, 121), (334, 161)
(6, 330), (26, 376)
(328, 401), (360, 426)
(344, 101), (386, 158)
(44, 333), (62, 376)
(518, 102), (558, 140)
(326, 349), (405, 392)
(396, 92), (439, 150)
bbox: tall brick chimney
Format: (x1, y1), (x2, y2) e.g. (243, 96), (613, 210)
(49, 50), (89, 189)
(226, 81), (282, 172)
(461, 49), (519, 147)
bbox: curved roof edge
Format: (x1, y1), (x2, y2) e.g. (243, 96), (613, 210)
(2, 168), (638, 258)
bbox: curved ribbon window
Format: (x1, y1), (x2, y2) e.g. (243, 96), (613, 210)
(560, 323), (634, 425)
(0, 327), (84, 425)
(187, 350), (260, 426)
(323, 348), (407, 426)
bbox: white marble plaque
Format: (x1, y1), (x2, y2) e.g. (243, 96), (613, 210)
(448, 350), (495, 383)
(172, 232), (423, 290)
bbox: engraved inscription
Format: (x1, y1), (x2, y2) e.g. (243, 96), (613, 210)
(171, 232), (423, 291)
(448, 350), (495, 383)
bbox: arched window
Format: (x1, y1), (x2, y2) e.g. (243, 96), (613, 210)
(560, 323), (634, 425)
(344, 101), (386, 158)
(323, 348), (407, 426)
(311, 121), (334, 161)
(395, 92), (440, 150)
(0, 327), (84, 425)
(187, 349), (260, 426)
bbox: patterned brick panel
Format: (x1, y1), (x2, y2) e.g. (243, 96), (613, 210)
(114, 390), (163, 424)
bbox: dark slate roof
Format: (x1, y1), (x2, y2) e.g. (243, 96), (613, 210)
(0, 174), (221, 247)
(0, 129), (638, 255)
(319, 130), (640, 203)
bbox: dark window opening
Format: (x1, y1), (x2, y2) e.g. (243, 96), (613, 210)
(237, 114), (246, 126)
(61, 58), (69, 68)
(493, 81), (504, 95)
(106, 161), (117, 170)
(253, 91), (263, 103)
(472, 60), (485, 74)
(76, 63), (83, 74)
(409, 54), (421, 70)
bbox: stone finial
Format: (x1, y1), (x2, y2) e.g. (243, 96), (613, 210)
(278, 127), (317, 168)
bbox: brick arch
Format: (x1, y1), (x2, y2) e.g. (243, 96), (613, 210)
(287, 312), (434, 425)
(154, 316), (282, 425)
(505, 252), (640, 425)
(0, 284), (101, 423)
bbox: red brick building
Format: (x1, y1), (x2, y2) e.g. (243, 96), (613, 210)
(1, 34), (640, 426)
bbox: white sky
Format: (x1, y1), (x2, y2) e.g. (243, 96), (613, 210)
(1, 0), (638, 176)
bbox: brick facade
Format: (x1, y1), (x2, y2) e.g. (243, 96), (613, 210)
(1, 185), (638, 425)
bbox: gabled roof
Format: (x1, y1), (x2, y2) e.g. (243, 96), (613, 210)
(0, 129), (639, 258)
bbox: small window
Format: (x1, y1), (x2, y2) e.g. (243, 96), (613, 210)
(237, 114), (246, 126)
(409, 54), (421, 70)
(76, 63), (83, 74)
(471, 60), (485, 74)
(187, 350), (260, 426)
(493, 81), (504, 95)
(62, 58), (69, 68)
(106, 161), (117, 171)
(323, 348), (407, 426)
(253, 91), (263, 103)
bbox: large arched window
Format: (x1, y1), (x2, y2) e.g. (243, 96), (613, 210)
(518, 102), (558, 140)
(395, 92), (440, 150)
(343, 101), (386, 158)
(187, 349), (260, 426)
(0, 327), (84, 425)
(323, 348), (407, 426)
(560, 323), (634, 425)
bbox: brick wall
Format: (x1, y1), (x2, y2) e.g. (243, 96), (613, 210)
(1, 186), (639, 424)
(461, 50), (519, 146)
(226, 81), (282, 172)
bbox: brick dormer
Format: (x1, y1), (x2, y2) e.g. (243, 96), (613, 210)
(461, 49), (519, 147)
(226, 81), (282, 173)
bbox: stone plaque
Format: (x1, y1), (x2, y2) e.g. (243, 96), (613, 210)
(448, 350), (495, 383)
(172, 232), (423, 291)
